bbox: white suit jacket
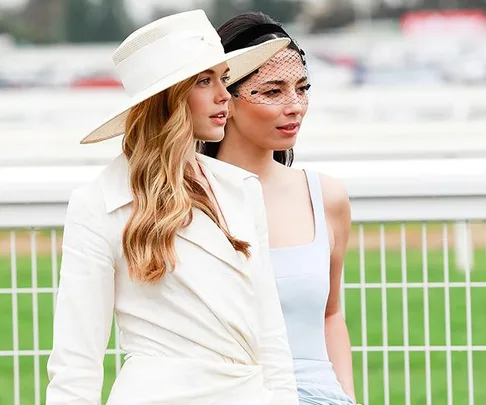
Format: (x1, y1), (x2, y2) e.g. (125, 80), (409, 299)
(46, 153), (298, 405)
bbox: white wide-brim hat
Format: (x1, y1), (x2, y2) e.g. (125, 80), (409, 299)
(81, 9), (290, 144)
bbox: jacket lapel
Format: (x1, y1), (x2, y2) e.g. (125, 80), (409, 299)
(177, 155), (257, 272)
(197, 158), (253, 249)
(98, 153), (258, 272)
(177, 208), (244, 271)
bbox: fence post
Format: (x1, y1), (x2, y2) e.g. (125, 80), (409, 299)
(453, 221), (473, 272)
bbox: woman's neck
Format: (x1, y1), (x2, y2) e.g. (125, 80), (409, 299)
(216, 131), (278, 182)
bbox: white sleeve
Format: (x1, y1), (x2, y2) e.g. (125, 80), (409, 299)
(247, 178), (299, 405)
(46, 187), (115, 405)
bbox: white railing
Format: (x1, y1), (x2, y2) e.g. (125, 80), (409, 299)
(2, 87), (486, 128)
(1, 158), (486, 405)
(1, 86), (486, 166)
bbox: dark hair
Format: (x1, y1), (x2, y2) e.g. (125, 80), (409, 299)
(201, 12), (303, 167)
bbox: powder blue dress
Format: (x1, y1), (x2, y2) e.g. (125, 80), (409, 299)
(271, 170), (355, 405)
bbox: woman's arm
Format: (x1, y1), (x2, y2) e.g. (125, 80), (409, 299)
(247, 177), (299, 405)
(46, 186), (115, 405)
(320, 174), (356, 403)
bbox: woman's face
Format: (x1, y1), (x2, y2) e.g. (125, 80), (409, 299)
(187, 62), (231, 142)
(227, 48), (309, 151)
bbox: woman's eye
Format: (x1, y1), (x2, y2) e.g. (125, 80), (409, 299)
(264, 89), (281, 95)
(298, 84), (311, 93)
(199, 78), (210, 85)
(221, 76), (231, 84)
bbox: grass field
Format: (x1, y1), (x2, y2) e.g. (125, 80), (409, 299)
(0, 227), (485, 405)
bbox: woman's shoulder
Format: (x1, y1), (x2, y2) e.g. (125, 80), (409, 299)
(318, 173), (349, 204)
(316, 172), (350, 224)
(67, 180), (108, 225)
(70, 153), (130, 217)
(280, 166), (349, 214)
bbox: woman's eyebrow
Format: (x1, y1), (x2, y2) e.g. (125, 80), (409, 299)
(261, 79), (285, 86)
(201, 67), (231, 75)
(261, 76), (307, 86)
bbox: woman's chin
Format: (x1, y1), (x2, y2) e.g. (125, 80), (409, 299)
(273, 138), (298, 151)
(197, 129), (225, 143)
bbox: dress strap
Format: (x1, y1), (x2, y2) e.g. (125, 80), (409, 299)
(303, 170), (328, 244)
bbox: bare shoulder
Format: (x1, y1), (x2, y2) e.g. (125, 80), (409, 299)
(318, 173), (351, 252)
(318, 173), (350, 218)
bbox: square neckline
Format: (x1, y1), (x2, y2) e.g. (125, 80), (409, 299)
(270, 169), (318, 252)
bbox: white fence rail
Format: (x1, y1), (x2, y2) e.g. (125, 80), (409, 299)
(2, 158), (486, 225)
(1, 87), (486, 166)
(1, 159), (486, 405)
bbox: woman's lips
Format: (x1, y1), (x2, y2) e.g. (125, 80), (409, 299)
(277, 122), (300, 136)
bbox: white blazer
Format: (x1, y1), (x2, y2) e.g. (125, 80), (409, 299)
(46, 153), (298, 405)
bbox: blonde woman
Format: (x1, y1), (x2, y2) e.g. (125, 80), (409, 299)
(46, 10), (298, 405)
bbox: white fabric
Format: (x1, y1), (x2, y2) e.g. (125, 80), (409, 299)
(45, 153), (298, 405)
(117, 30), (221, 96)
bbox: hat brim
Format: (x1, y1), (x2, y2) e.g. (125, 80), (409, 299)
(80, 37), (290, 144)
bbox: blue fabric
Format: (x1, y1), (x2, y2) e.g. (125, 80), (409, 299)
(271, 170), (355, 405)
(294, 360), (354, 405)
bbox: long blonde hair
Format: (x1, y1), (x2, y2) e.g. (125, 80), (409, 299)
(122, 76), (250, 284)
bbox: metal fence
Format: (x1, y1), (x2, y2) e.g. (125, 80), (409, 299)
(1, 159), (485, 405)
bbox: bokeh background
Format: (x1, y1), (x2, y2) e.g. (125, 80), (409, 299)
(1, 1), (485, 404)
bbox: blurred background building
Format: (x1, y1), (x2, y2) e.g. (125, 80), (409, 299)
(1, 0), (486, 164)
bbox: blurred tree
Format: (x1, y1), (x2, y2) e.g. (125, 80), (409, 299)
(248, 0), (302, 23)
(308, 0), (356, 32)
(390, 0), (486, 10)
(210, 0), (247, 27)
(149, 5), (184, 22)
(6, 0), (136, 43)
(64, 0), (96, 42)
(0, 13), (6, 34)
(374, 1), (409, 19)
(419, 0), (444, 8)
(456, 0), (486, 8)
(91, 0), (135, 42)
(16, 0), (64, 43)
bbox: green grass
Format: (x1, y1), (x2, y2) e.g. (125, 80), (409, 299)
(0, 239), (485, 404)
(343, 248), (486, 404)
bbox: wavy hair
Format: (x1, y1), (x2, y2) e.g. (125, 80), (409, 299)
(122, 76), (250, 284)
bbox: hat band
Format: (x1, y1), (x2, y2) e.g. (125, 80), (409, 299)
(116, 31), (223, 97)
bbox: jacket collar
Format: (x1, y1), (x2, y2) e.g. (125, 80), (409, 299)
(99, 153), (256, 214)
(97, 153), (258, 272)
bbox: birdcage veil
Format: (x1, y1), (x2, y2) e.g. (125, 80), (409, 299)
(223, 23), (311, 106)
